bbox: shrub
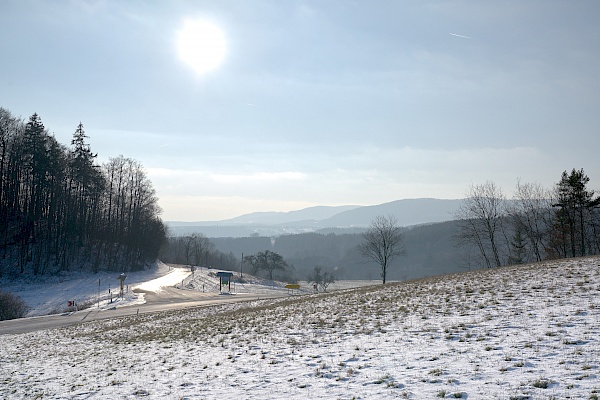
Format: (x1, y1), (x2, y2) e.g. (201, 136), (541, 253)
(531, 378), (549, 389)
(0, 290), (30, 320)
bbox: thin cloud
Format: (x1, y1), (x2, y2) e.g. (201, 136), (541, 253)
(211, 171), (306, 184)
(449, 32), (474, 39)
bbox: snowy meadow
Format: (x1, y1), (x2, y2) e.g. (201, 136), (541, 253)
(1, 257), (599, 399)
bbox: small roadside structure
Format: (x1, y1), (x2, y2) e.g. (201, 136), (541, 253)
(216, 271), (234, 292)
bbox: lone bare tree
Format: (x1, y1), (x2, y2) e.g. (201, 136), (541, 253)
(359, 214), (404, 284)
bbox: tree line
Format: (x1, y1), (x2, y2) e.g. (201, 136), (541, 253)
(456, 168), (600, 268)
(0, 108), (166, 276)
(159, 233), (238, 271)
(163, 224), (467, 283)
(350, 169), (600, 283)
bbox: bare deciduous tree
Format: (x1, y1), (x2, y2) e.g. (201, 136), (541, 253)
(244, 250), (287, 280)
(455, 181), (508, 268)
(359, 214), (404, 284)
(508, 180), (553, 262)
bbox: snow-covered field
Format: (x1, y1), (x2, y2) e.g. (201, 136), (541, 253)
(1, 257), (599, 399)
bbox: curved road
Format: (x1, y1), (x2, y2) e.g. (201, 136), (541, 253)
(0, 287), (286, 336)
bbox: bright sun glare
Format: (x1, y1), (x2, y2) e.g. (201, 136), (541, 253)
(177, 19), (226, 75)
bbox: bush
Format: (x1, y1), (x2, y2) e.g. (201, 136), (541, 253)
(0, 290), (30, 320)
(307, 265), (335, 292)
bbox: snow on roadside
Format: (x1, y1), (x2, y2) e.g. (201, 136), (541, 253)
(0, 261), (177, 316)
(133, 267), (191, 292)
(1, 257), (599, 399)
(184, 266), (382, 295)
(2, 258), (382, 317)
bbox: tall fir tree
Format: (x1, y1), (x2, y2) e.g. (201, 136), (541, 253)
(553, 169), (600, 257)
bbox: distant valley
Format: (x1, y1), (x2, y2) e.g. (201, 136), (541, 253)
(166, 198), (463, 237)
(163, 198), (469, 282)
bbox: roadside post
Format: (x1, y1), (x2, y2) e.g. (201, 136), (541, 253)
(118, 273), (127, 298)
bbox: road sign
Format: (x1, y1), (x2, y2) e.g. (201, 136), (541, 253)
(216, 271), (234, 292)
(285, 284), (300, 289)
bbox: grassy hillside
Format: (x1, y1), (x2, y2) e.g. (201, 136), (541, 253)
(2, 257), (599, 398)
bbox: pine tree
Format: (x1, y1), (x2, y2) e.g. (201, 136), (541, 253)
(508, 227), (527, 265)
(553, 169), (600, 257)
(68, 122), (105, 252)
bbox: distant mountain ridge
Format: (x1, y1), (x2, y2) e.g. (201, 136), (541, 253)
(321, 198), (463, 227)
(166, 198), (464, 237)
(222, 205), (362, 225)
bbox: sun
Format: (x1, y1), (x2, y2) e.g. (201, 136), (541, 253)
(177, 19), (226, 75)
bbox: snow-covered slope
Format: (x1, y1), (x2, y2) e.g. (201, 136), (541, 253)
(0, 262), (178, 316)
(1, 257), (599, 399)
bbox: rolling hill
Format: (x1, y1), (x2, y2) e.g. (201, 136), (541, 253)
(167, 198), (463, 237)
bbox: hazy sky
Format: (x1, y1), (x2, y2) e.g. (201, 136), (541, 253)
(2, 1), (599, 221)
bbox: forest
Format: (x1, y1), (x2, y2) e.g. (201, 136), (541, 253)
(0, 107), (166, 277)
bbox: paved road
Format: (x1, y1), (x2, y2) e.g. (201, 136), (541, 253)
(0, 287), (286, 336)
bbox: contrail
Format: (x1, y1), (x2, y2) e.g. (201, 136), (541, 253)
(449, 33), (473, 39)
